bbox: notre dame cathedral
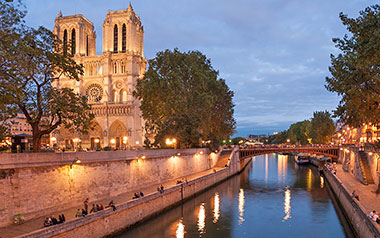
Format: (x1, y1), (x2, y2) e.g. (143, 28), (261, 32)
(52, 4), (147, 150)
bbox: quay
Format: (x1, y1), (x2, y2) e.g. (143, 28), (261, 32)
(0, 148), (251, 238)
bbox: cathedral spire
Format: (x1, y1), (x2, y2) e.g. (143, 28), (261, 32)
(127, 2), (133, 12)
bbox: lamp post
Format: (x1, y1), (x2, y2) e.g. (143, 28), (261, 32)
(166, 138), (177, 149)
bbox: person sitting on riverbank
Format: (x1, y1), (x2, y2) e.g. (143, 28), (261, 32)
(99, 203), (104, 210)
(44, 217), (52, 227)
(107, 200), (117, 211)
(75, 209), (82, 218)
(369, 210), (375, 219)
(372, 212), (380, 223)
(352, 190), (360, 201)
(140, 191), (144, 197)
(90, 204), (97, 214)
(133, 192), (140, 199)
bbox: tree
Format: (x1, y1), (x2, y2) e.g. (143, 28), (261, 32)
(288, 120), (311, 145)
(326, 5), (380, 127)
(310, 111), (336, 144)
(134, 48), (235, 149)
(0, 1), (94, 152)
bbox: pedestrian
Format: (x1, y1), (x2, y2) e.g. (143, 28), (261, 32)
(160, 185), (164, 193)
(107, 200), (117, 211)
(140, 191), (144, 197)
(84, 198), (89, 215)
(61, 214), (66, 222)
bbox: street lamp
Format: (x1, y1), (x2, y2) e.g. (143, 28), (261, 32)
(166, 138), (177, 149)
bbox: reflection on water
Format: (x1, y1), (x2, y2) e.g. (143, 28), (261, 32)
(115, 154), (354, 238)
(238, 189), (245, 225)
(213, 193), (220, 223)
(283, 186), (291, 221)
(306, 168), (312, 191)
(176, 218), (185, 238)
(320, 176), (325, 189)
(197, 203), (206, 234)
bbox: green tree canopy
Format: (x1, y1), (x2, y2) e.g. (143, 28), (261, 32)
(310, 111), (336, 144)
(0, 1), (94, 152)
(326, 5), (380, 127)
(134, 48), (235, 149)
(288, 120), (311, 145)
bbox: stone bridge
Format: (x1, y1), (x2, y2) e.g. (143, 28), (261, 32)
(239, 145), (339, 160)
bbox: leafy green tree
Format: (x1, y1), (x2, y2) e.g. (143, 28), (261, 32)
(0, 1), (94, 152)
(310, 111), (336, 144)
(326, 5), (380, 127)
(134, 48), (235, 149)
(268, 130), (288, 144)
(288, 120), (311, 145)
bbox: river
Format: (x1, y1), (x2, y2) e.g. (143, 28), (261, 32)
(114, 154), (355, 238)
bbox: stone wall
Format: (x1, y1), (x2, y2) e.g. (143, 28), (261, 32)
(0, 148), (219, 227)
(15, 148), (248, 238)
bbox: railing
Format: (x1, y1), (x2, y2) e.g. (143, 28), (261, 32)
(90, 103), (135, 116)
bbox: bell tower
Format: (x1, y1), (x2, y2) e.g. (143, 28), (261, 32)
(53, 12), (96, 56)
(102, 3), (144, 56)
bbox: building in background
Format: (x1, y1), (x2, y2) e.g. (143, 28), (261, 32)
(52, 4), (147, 150)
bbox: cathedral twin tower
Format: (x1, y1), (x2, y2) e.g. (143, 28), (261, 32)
(52, 4), (147, 150)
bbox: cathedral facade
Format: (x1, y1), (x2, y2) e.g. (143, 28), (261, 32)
(52, 4), (146, 150)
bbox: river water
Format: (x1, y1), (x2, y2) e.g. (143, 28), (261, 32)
(115, 154), (355, 238)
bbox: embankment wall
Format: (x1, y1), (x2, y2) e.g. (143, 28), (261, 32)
(0, 149), (218, 227)
(16, 148), (249, 238)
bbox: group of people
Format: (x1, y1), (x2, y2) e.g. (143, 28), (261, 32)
(326, 163), (337, 175)
(76, 199), (116, 217)
(133, 191), (144, 199)
(176, 177), (188, 184)
(157, 185), (165, 194)
(43, 214), (65, 227)
(369, 210), (380, 223)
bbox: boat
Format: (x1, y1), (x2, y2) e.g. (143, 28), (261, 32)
(294, 154), (309, 164)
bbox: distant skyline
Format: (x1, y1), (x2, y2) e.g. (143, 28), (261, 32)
(24, 0), (377, 137)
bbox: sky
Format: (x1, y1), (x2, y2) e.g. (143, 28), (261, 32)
(24, 0), (378, 137)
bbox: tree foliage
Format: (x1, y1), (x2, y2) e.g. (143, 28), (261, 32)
(310, 111), (336, 144)
(326, 5), (380, 127)
(0, 1), (94, 152)
(134, 48), (235, 149)
(288, 120), (311, 145)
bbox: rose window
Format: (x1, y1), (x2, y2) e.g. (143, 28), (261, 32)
(86, 84), (103, 102)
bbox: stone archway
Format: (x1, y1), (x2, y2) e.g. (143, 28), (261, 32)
(109, 120), (127, 149)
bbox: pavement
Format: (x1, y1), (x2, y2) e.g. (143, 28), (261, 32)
(334, 164), (380, 231)
(0, 167), (224, 238)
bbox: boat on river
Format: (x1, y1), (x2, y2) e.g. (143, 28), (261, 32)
(294, 154), (309, 164)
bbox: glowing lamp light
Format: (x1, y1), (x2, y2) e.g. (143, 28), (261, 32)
(50, 137), (57, 142)
(94, 138), (100, 143)
(369, 152), (373, 156)
(199, 151), (204, 155)
(141, 155), (146, 159)
(110, 138), (116, 144)
(136, 141), (140, 145)
(177, 153), (181, 156)
(73, 138), (79, 143)
(123, 136), (128, 144)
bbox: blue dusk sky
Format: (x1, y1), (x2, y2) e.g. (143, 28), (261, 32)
(24, 0), (377, 137)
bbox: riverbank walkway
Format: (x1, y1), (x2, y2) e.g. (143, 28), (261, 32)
(0, 167), (225, 238)
(334, 164), (380, 233)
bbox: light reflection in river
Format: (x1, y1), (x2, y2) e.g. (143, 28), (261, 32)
(277, 154), (287, 183)
(198, 203), (206, 234)
(238, 188), (245, 225)
(213, 193), (220, 223)
(320, 176), (325, 188)
(283, 186), (291, 221)
(176, 218), (185, 238)
(265, 154), (269, 182)
(306, 169), (312, 191)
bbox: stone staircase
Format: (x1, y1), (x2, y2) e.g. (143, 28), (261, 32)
(358, 151), (375, 184)
(215, 150), (232, 167)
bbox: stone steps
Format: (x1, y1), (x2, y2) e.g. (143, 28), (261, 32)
(359, 151), (375, 184)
